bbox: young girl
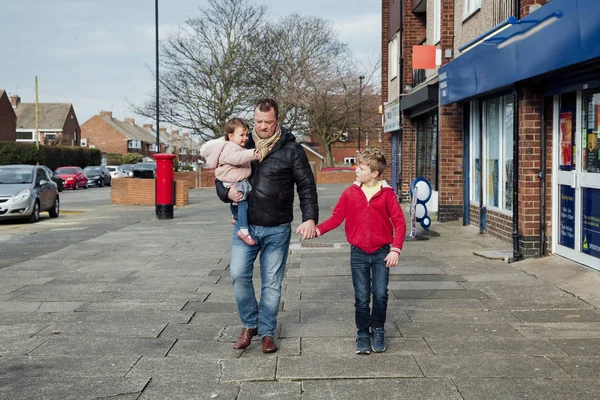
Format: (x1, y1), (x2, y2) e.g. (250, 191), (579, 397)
(201, 118), (258, 245)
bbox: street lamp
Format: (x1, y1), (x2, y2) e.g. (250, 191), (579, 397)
(155, 0), (160, 149)
(358, 75), (365, 152)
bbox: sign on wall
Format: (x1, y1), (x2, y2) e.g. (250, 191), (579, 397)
(559, 185), (575, 249)
(383, 98), (401, 133)
(582, 188), (600, 259)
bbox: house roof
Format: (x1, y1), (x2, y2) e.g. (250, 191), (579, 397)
(99, 116), (157, 143)
(15, 103), (73, 130)
(301, 144), (325, 160)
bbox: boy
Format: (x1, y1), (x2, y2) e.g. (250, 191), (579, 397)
(313, 149), (406, 354)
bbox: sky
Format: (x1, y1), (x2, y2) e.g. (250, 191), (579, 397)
(1, 0), (381, 129)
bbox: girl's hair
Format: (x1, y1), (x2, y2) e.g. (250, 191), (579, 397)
(356, 148), (386, 176)
(224, 118), (249, 141)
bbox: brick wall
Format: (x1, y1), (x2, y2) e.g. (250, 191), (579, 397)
(111, 178), (188, 206)
(438, 103), (463, 222)
(174, 171), (197, 189)
(81, 115), (127, 154)
(61, 105), (81, 146)
(520, 0), (550, 18)
(199, 170), (216, 188)
(542, 94), (553, 255)
(0, 92), (16, 141)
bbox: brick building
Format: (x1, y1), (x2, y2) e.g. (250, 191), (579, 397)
(384, 0), (600, 270)
(81, 111), (168, 158)
(12, 96), (81, 146)
(0, 90), (16, 142)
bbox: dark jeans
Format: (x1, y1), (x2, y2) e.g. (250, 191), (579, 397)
(230, 200), (248, 230)
(350, 245), (390, 334)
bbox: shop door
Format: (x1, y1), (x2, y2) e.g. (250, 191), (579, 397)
(554, 91), (600, 270)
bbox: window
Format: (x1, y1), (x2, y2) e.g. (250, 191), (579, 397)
(470, 95), (514, 211)
(149, 144), (158, 152)
(464, 0), (482, 18)
(434, 0), (441, 44)
(16, 131), (34, 141)
(388, 35), (398, 80)
(128, 140), (141, 149)
(179, 148), (187, 155)
(191, 149), (197, 155)
(45, 133), (57, 141)
(344, 157), (356, 165)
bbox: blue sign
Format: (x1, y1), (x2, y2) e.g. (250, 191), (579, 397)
(559, 185), (575, 249)
(582, 188), (600, 259)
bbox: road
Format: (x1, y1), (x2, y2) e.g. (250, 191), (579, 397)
(0, 185), (155, 270)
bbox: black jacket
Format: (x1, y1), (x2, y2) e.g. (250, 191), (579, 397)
(216, 127), (318, 226)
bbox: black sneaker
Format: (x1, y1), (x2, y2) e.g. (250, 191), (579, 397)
(371, 327), (387, 353)
(356, 332), (371, 354)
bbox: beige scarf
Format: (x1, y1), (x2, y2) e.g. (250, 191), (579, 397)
(252, 125), (281, 163)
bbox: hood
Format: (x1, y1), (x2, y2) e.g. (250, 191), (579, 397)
(0, 183), (33, 197)
(200, 137), (227, 169)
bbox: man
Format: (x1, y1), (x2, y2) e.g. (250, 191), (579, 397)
(216, 98), (318, 353)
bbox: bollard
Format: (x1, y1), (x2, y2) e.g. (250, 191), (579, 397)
(154, 153), (176, 219)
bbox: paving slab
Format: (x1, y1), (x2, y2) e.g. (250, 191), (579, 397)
(388, 281), (464, 290)
(167, 339), (244, 359)
(461, 273), (540, 282)
(406, 309), (519, 323)
(511, 322), (600, 338)
(510, 309), (600, 323)
(277, 355), (422, 379)
(76, 300), (192, 312)
(0, 377), (150, 400)
(455, 378), (600, 400)
(0, 301), (41, 312)
(31, 337), (175, 356)
(125, 356), (221, 380)
(137, 380), (240, 400)
(390, 266), (447, 275)
(0, 336), (48, 356)
(301, 337), (432, 356)
(301, 378), (462, 400)
(159, 324), (225, 340)
(392, 290), (488, 300)
(37, 321), (168, 339)
(280, 321), (401, 338)
(426, 337), (567, 356)
(239, 338), (301, 357)
(220, 357), (277, 382)
(548, 338), (600, 356)
(549, 356), (600, 379)
(0, 323), (49, 338)
(0, 355), (140, 378)
(399, 322), (522, 338)
(416, 355), (569, 378)
(182, 301), (237, 313)
(300, 309), (410, 323)
(238, 381), (301, 400)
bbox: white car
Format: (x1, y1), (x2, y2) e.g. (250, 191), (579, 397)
(106, 165), (128, 179)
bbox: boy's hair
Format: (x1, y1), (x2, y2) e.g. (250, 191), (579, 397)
(356, 149), (386, 177)
(224, 118), (249, 141)
(254, 98), (279, 118)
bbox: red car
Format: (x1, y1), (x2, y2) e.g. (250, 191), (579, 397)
(55, 166), (88, 190)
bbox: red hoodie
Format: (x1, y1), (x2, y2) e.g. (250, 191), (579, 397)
(316, 181), (407, 254)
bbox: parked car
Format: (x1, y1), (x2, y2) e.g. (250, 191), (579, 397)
(55, 166), (88, 190)
(131, 162), (157, 178)
(83, 166), (111, 187)
(106, 165), (128, 179)
(0, 165), (60, 223)
(120, 164), (135, 176)
(40, 165), (64, 192)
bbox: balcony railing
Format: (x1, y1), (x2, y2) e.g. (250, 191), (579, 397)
(493, 0), (515, 26)
(413, 69), (426, 87)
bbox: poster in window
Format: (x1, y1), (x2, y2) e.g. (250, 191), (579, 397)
(560, 111), (573, 169)
(559, 185), (575, 249)
(582, 188), (600, 259)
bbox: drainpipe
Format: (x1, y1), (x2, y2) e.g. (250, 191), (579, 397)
(509, 1), (523, 263)
(539, 96), (547, 256)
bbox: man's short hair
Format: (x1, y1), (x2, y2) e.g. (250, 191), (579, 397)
(357, 149), (386, 177)
(224, 118), (249, 141)
(255, 98), (279, 119)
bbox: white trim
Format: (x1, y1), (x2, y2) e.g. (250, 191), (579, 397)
(301, 144), (325, 160)
(433, 0), (441, 44)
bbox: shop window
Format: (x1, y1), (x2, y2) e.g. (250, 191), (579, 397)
(470, 101), (481, 204)
(582, 89), (600, 173)
(416, 113), (438, 191)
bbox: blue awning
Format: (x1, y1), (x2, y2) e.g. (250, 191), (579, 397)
(439, 0), (600, 105)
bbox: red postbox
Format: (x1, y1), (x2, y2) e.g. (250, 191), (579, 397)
(154, 153), (176, 219)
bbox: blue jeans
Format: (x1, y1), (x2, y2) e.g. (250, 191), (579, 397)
(229, 181), (251, 230)
(229, 223), (291, 338)
(350, 245), (390, 334)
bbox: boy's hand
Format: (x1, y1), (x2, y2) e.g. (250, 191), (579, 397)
(385, 251), (400, 268)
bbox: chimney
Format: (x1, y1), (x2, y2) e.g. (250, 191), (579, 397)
(124, 117), (135, 125)
(99, 110), (113, 119)
(10, 95), (20, 108)
(159, 127), (167, 134)
(143, 124), (153, 130)
(172, 130), (180, 137)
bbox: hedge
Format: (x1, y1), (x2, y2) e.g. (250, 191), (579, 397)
(0, 142), (101, 170)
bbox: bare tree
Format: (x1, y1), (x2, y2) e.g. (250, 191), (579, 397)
(134, 0), (266, 141)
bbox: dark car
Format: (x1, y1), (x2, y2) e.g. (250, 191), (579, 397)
(83, 166), (111, 187)
(131, 163), (157, 178)
(40, 165), (64, 192)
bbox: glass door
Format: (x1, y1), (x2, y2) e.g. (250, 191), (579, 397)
(554, 91), (600, 270)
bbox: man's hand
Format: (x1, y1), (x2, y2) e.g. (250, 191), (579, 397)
(384, 251), (400, 268)
(227, 184), (243, 203)
(296, 219), (316, 241)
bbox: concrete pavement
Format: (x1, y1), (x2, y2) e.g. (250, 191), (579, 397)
(1, 184), (599, 399)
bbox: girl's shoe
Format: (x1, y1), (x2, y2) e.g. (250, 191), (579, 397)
(237, 230), (256, 245)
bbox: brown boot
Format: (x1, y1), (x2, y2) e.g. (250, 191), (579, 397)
(233, 328), (258, 349)
(261, 336), (278, 353)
